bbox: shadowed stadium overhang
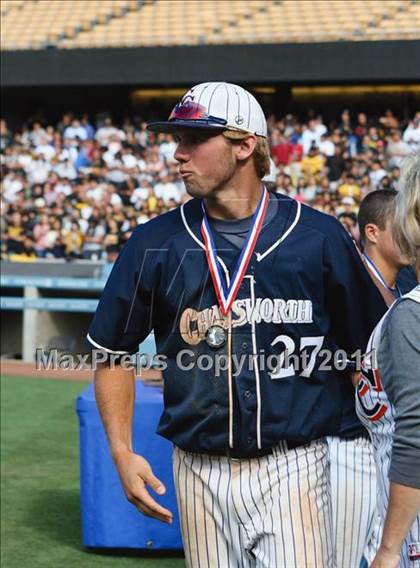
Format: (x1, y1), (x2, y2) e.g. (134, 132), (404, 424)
(2, 40), (420, 87)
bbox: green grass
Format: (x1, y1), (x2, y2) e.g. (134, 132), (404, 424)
(1, 376), (185, 568)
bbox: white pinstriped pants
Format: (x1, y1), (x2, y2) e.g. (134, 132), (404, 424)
(327, 435), (379, 568)
(173, 439), (335, 568)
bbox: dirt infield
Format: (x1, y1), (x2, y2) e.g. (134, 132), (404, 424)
(0, 359), (162, 383)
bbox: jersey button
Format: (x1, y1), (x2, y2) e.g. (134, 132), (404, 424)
(241, 342), (248, 350)
(244, 390), (252, 398)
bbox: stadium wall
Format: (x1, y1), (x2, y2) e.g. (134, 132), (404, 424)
(2, 41), (420, 87)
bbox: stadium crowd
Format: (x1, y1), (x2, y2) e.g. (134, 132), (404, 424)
(1, 108), (419, 261)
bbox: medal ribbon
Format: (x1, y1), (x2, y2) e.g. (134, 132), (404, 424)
(362, 253), (401, 298)
(201, 188), (269, 316)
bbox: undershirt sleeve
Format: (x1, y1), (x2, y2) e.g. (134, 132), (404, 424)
(378, 299), (420, 488)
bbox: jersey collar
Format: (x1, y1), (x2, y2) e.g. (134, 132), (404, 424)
(180, 192), (301, 262)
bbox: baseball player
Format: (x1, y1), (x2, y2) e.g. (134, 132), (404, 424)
(359, 189), (416, 307)
(88, 82), (385, 567)
(356, 154), (420, 568)
(327, 189), (417, 568)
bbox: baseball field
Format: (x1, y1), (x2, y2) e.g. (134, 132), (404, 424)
(1, 375), (185, 568)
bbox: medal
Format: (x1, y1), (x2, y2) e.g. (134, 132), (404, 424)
(205, 325), (227, 349)
(201, 187), (269, 316)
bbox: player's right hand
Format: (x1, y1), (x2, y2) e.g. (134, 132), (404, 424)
(113, 450), (173, 524)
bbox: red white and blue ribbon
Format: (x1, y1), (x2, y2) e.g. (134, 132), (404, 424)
(201, 188), (269, 316)
(362, 253), (401, 298)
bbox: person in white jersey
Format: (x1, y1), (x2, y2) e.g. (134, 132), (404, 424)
(356, 153), (420, 568)
(327, 189), (416, 568)
(356, 189), (417, 568)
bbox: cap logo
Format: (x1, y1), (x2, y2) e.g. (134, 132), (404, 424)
(180, 90), (195, 105)
(169, 101), (209, 121)
(235, 115), (244, 125)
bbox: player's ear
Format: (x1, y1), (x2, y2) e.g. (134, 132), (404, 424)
(234, 135), (257, 163)
(364, 223), (379, 245)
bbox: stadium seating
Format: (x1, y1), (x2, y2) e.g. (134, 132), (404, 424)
(1, 0), (419, 50)
(1, 0), (138, 50)
(1, 0), (26, 15)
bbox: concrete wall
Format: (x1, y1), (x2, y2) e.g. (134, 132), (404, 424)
(3, 41), (420, 87)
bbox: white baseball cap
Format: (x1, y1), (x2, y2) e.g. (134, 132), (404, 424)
(147, 82), (267, 138)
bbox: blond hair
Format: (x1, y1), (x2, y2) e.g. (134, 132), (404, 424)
(223, 130), (271, 179)
(393, 152), (420, 274)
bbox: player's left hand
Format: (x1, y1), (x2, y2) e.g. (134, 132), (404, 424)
(369, 547), (400, 568)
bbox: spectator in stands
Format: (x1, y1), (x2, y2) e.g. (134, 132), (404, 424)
(386, 129), (411, 168)
(74, 139), (95, 171)
(144, 150), (165, 177)
(154, 173), (183, 204)
(360, 173), (373, 197)
(339, 109), (352, 135)
(280, 174), (294, 196)
(8, 235), (37, 262)
(338, 173), (362, 203)
(22, 210), (37, 234)
(271, 130), (294, 166)
(54, 159), (77, 180)
(302, 175), (320, 204)
(300, 144), (325, 177)
(379, 108), (399, 131)
(366, 126), (385, 153)
(326, 144), (346, 185)
(27, 121), (48, 147)
(301, 118), (326, 155)
(95, 117), (125, 147)
(3, 170), (25, 203)
(57, 112), (72, 136)
(319, 133), (335, 157)
(390, 166), (400, 188)
(6, 211), (24, 255)
(63, 220), (84, 259)
(64, 119), (88, 141)
(339, 211), (359, 242)
(82, 218), (105, 260)
(403, 112), (420, 152)
(135, 121), (149, 148)
(378, 175), (393, 191)
(33, 212), (50, 257)
(369, 159), (387, 189)
(130, 178), (150, 208)
(81, 114), (95, 140)
(158, 134), (177, 162)
(120, 144), (138, 171)
(44, 218), (64, 258)
(355, 112), (368, 152)
(103, 218), (121, 262)
(26, 154), (51, 185)
(339, 196), (357, 215)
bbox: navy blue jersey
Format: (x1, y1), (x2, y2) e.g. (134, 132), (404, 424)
(397, 266), (418, 295)
(88, 194), (385, 455)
